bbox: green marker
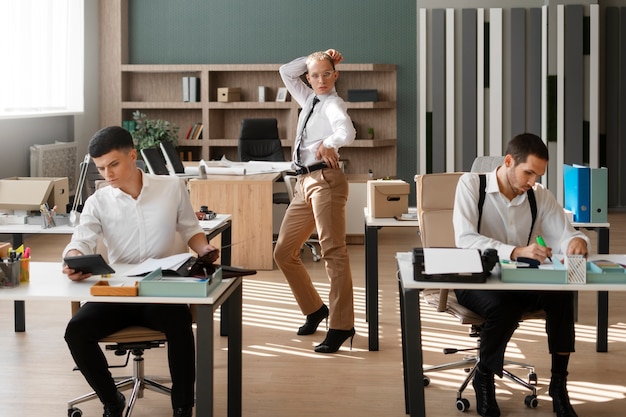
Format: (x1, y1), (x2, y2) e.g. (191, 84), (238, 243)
(536, 235), (552, 262)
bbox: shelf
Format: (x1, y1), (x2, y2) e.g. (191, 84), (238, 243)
(122, 102), (203, 109)
(347, 139), (397, 148)
(107, 62), (397, 175)
(345, 101), (395, 109)
(208, 102), (295, 109)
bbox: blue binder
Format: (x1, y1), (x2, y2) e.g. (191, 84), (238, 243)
(563, 164), (590, 223)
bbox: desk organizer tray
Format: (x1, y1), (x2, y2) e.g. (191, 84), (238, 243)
(138, 267), (222, 297)
(500, 261), (567, 284)
(91, 280), (138, 296)
(586, 261), (626, 284)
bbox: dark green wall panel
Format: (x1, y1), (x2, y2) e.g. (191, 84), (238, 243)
(128, 0), (418, 198)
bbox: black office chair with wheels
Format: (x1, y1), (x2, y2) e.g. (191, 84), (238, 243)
(238, 118), (290, 205)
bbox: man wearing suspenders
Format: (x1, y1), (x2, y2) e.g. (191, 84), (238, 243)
(452, 134), (589, 417)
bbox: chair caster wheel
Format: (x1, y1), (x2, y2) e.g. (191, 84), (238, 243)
(456, 398), (470, 412)
(524, 394), (538, 408)
(68, 407), (83, 417)
(423, 376), (430, 386)
(528, 372), (538, 385)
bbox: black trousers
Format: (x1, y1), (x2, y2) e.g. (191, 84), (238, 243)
(64, 302), (195, 409)
(454, 290), (575, 377)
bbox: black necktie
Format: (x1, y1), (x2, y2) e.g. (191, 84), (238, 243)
(296, 96), (319, 166)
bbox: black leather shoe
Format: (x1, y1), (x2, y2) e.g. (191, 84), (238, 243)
(173, 406), (193, 417)
(103, 391), (125, 417)
(549, 374), (578, 417)
(314, 328), (355, 353)
(472, 367), (500, 417)
(298, 304), (329, 335)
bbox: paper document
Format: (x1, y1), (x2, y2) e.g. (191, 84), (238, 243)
(423, 248), (483, 275)
(125, 253), (193, 277)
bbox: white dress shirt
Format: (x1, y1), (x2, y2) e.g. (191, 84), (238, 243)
(279, 56), (355, 167)
(453, 170), (590, 261)
(63, 171), (203, 264)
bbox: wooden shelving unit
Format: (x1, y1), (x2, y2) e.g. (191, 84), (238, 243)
(100, 3), (397, 176)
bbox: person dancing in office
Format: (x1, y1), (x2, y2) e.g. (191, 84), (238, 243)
(274, 49), (356, 353)
(453, 133), (589, 417)
(62, 126), (219, 417)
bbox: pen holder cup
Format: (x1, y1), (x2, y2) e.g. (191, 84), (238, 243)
(566, 255), (586, 284)
(0, 260), (21, 288)
(20, 257), (30, 283)
(41, 211), (56, 229)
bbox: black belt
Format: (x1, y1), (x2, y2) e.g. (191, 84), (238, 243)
(294, 162), (328, 176)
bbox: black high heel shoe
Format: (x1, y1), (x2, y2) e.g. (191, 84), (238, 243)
(314, 328), (355, 353)
(297, 304), (329, 335)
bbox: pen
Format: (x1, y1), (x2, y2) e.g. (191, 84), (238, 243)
(536, 235), (552, 262)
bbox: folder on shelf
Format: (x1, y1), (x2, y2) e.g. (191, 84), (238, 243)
(563, 164), (590, 223)
(182, 76), (190, 102)
(590, 167), (608, 223)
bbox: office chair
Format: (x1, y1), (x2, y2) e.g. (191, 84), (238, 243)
(66, 303), (172, 417)
(238, 118), (290, 205)
(282, 174), (321, 262)
(67, 235), (189, 417)
(415, 172), (541, 412)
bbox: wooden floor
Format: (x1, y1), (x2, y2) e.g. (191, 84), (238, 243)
(2, 214), (626, 416)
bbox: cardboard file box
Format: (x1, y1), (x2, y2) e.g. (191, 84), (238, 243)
(217, 87), (241, 102)
(0, 177), (69, 213)
(367, 180), (409, 218)
(138, 267), (223, 297)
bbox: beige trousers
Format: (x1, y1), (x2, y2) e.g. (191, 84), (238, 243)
(274, 168), (354, 330)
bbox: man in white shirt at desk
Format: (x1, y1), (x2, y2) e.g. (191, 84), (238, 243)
(62, 126), (218, 417)
(453, 133), (589, 417)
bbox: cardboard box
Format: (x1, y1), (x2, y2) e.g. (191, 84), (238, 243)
(0, 177), (70, 213)
(0, 242), (11, 258)
(217, 87), (241, 102)
(367, 180), (409, 218)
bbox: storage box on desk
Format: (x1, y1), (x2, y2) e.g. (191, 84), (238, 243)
(586, 260), (626, 284)
(138, 267), (223, 297)
(500, 261), (568, 284)
(367, 179), (409, 218)
(0, 177), (69, 213)
(217, 87), (241, 102)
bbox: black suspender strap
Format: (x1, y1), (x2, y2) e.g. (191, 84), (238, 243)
(476, 173), (537, 245)
(477, 174), (486, 234)
(526, 188), (537, 246)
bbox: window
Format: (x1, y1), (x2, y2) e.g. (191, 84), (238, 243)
(0, 0), (84, 118)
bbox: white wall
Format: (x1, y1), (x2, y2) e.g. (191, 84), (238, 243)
(0, 0), (99, 182)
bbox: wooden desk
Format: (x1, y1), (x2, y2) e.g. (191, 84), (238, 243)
(0, 263), (242, 417)
(189, 173), (281, 270)
(0, 216), (232, 333)
(396, 252), (626, 417)
(363, 208), (611, 352)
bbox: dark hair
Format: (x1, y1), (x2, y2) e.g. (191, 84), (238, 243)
(505, 133), (549, 165)
(88, 126), (134, 158)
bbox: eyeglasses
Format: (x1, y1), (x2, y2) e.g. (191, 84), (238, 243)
(308, 70), (335, 80)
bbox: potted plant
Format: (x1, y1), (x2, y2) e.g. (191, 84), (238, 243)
(130, 110), (179, 151)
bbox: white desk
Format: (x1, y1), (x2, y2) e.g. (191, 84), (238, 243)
(396, 252), (626, 417)
(363, 207), (612, 352)
(0, 263), (242, 417)
(0, 214), (233, 333)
